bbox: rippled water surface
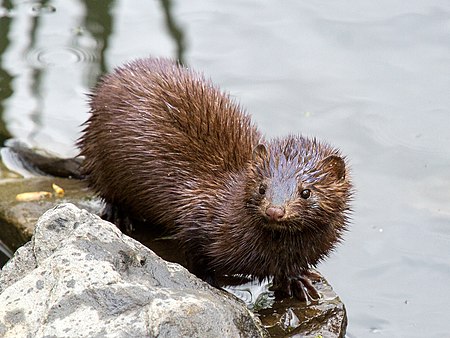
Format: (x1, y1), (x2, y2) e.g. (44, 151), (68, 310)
(1, 1), (449, 337)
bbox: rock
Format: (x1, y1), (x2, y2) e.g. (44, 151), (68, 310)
(254, 278), (348, 337)
(0, 177), (102, 251)
(0, 203), (267, 338)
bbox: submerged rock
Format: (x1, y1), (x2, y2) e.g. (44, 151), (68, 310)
(0, 203), (267, 337)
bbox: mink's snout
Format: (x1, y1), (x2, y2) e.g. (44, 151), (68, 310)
(265, 205), (286, 222)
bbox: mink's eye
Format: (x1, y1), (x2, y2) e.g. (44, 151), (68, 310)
(300, 189), (311, 199)
(259, 184), (266, 195)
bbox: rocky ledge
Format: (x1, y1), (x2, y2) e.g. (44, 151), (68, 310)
(0, 204), (267, 337)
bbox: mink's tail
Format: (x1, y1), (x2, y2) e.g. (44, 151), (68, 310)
(0, 139), (84, 179)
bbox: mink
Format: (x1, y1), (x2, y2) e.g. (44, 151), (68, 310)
(78, 57), (353, 300)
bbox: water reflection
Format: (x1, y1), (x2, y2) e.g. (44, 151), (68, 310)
(25, 2), (45, 145)
(81, 0), (114, 80)
(159, 0), (186, 65)
(0, 0), (13, 145)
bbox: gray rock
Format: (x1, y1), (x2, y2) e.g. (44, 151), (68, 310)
(0, 203), (267, 338)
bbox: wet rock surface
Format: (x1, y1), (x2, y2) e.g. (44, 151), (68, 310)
(256, 279), (347, 337)
(0, 204), (267, 337)
(0, 177), (101, 251)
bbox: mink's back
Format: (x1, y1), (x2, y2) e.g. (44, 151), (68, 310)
(78, 58), (261, 224)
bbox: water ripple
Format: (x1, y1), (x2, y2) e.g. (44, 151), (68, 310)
(25, 46), (97, 68)
(30, 3), (56, 16)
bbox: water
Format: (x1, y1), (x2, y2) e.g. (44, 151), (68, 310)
(1, 1), (449, 337)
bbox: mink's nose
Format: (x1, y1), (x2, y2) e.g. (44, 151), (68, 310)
(265, 206), (285, 221)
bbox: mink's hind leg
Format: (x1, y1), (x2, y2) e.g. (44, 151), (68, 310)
(101, 202), (134, 233)
(272, 270), (321, 302)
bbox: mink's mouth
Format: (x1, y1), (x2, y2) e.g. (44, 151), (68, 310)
(261, 217), (300, 231)
(259, 214), (308, 232)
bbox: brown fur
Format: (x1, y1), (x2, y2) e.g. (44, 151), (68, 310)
(78, 57), (352, 297)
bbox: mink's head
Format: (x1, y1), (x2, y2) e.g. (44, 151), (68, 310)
(244, 135), (352, 234)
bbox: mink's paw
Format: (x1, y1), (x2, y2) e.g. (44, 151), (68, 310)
(272, 270), (321, 302)
(102, 202), (134, 233)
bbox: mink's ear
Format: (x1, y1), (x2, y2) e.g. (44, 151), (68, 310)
(320, 155), (346, 181)
(252, 144), (268, 161)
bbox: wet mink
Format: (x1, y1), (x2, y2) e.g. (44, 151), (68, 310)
(78, 57), (352, 300)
